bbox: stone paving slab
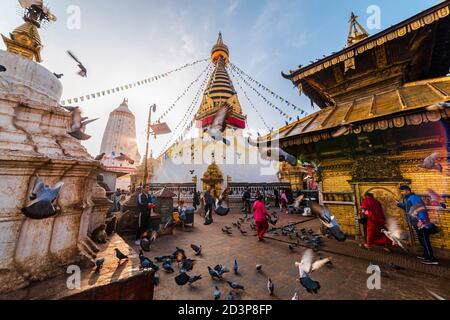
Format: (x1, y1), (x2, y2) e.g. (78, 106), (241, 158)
(125, 210), (450, 300)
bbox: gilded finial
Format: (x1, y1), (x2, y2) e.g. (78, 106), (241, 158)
(2, 1), (57, 62)
(211, 32), (229, 64)
(346, 12), (369, 47)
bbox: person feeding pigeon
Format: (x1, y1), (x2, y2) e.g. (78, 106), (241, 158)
(253, 195), (271, 241)
(397, 185), (439, 265)
(135, 184), (156, 246)
(361, 193), (393, 251)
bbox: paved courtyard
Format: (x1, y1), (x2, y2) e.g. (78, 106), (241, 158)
(126, 209), (450, 300)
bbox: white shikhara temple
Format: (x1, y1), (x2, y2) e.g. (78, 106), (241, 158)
(100, 99), (141, 174)
(152, 34), (280, 192)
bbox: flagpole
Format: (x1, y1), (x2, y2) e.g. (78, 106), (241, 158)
(143, 104), (156, 186)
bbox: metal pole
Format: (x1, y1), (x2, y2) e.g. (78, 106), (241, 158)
(143, 104), (156, 186)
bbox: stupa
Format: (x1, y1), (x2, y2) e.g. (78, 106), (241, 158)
(152, 33), (279, 193)
(0, 3), (111, 294)
(99, 98), (141, 174)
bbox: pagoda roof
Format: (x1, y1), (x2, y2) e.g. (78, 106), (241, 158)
(262, 76), (450, 146)
(282, 2), (450, 109)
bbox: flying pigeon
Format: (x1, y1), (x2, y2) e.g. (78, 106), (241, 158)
(114, 152), (135, 165)
(190, 244), (202, 256)
(63, 106), (99, 140)
(114, 248), (128, 263)
(189, 170), (195, 175)
(247, 134), (260, 147)
(94, 152), (105, 161)
(381, 218), (408, 252)
(95, 257), (105, 274)
(267, 278), (274, 296)
(226, 291), (235, 300)
(259, 147), (298, 167)
(67, 50), (87, 77)
(233, 259), (238, 274)
(295, 249), (328, 294)
(0, 65), (6, 72)
(53, 73), (63, 79)
(188, 275), (202, 285)
(21, 176), (64, 220)
(427, 189), (446, 209)
(310, 202), (346, 242)
(239, 229), (248, 236)
(417, 152), (442, 172)
(208, 266), (220, 279)
(214, 265), (229, 278)
(204, 105), (231, 145)
(292, 292), (299, 300)
(227, 281), (245, 290)
(214, 285), (221, 300)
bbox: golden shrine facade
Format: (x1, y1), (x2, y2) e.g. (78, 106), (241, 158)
(275, 2), (450, 250)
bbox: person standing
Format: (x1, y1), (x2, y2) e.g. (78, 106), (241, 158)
(361, 193), (392, 251)
(397, 185), (438, 265)
(203, 186), (214, 225)
(280, 190), (288, 214)
(253, 195), (271, 241)
(135, 184), (156, 246)
(193, 191), (200, 211)
(274, 188), (280, 209)
(242, 188), (251, 218)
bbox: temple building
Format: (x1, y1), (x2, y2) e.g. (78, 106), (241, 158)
(152, 34), (280, 196)
(270, 2), (450, 250)
(99, 99), (141, 189)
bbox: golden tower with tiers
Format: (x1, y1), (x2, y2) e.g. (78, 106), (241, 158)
(195, 33), (247, 134)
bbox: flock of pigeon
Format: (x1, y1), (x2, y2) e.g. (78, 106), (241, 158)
(89, 190), (448, 299)
(93, 208), (339, 300)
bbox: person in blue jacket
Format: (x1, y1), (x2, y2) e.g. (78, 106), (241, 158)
(396, 185), (438, 265)
(135, 184), (156, 245)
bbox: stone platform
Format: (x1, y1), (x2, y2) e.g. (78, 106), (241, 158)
(0, 234), (154, 300)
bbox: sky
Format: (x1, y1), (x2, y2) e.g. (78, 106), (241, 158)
(0, 0), (440, 159)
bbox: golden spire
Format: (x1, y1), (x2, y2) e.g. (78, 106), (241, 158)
(346, 12), (369, 47)
(2, 1), (57, 63)
(211, 32), (230, 64)
(2, 22), (43, 62)
(196, 33), (246, 130)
